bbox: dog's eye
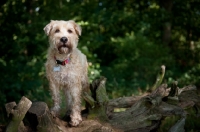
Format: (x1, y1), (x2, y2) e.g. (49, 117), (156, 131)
(55, 29), (60, 33)
(68, 29), (73, 33)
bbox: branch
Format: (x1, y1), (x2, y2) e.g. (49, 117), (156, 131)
(151, 65), (165, 90)
(5, 96), (32, 132)
(169, 117), (186, 132)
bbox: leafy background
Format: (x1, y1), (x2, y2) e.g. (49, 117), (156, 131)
(0, 0), (200, 129)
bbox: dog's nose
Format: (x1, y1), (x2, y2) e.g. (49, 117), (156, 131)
(60, 37), (68, 43)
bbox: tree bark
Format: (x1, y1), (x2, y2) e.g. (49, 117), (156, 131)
(25, 101), (113, 132)
(5, 96), (32, 132)
(4, 66), (200, 132)
(160, 0), (173, 45)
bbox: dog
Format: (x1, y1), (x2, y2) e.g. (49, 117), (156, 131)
(44, 20), (89, 126)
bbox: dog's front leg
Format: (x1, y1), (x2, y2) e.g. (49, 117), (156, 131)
(68, 84), (82, 126)
(49, 80), (61, 116)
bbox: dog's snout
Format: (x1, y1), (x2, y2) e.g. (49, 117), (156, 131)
(60, 37), (68, 43)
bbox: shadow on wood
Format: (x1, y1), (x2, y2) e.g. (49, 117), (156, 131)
(4, 65), (200, 132)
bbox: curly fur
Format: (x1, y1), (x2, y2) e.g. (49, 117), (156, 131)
(44, 20), (88, 126)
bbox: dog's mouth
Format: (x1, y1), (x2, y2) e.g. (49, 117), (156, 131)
(57, 43), (72, 54)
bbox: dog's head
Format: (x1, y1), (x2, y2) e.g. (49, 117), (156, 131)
(44, 20), (81, 54)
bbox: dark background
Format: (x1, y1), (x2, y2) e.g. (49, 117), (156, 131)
(1, 0), (200, 129)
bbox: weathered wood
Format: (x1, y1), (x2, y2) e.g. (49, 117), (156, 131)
(68, 120), (113, 132)
(5, 102), (17, 117)
(83, 76), (110, 121)
(4, 65), (200, 132)
(26, 101), (113, 132)
(151, 65), (166, 90)
(169, 117), (186, 132)
(109, 84), (182, 132)
(5, 96), (32, 132)
(106, 82), (199, 131)
(27, 101), (67, 132)
(106, 95), (145, 118)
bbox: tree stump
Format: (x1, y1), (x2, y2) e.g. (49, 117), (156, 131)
(4, 65), (200, 132)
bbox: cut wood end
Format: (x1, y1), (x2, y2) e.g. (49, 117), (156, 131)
(28, 102), (49, 116)
(161, 65), (165, 70)
(5, 102), (17, 117)
(21, 96), (32, 104)
(174, 81), (178, 86)
(17, 96), (32, 111)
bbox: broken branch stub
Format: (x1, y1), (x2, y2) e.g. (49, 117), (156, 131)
(5, 96), (32, 132)
(151, 65), (165, 90)
(84, 77), (109, 121)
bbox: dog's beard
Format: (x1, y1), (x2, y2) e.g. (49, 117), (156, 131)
(58, 45), (71, 54)
(60, 47), (69, 54)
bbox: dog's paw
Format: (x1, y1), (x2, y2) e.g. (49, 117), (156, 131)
(70, 114), (82, 126)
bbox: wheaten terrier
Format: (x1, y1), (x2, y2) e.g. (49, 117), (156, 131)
(44, 20), (89, 126)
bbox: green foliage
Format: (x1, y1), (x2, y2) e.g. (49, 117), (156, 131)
(103, 32), (174, 97)
(0, 1), (200, 129)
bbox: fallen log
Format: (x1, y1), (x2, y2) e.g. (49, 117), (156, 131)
(4, 65), (200, 132)
(25, 101), (113, 132)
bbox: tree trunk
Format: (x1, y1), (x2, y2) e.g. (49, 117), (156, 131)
(160, 0), (173, 45)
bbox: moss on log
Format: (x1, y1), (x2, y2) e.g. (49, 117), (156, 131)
(4, 65), (200, 132)
(5, 96), (32, 132)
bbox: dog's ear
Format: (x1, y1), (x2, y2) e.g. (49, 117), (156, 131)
(69, 20), (82, 36)
(75, 23), (82, 36)
(43, 20), (54, 36)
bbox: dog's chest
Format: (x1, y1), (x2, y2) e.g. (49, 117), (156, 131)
(46, 50), (87, 85)
(47, 61), (84, 85)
